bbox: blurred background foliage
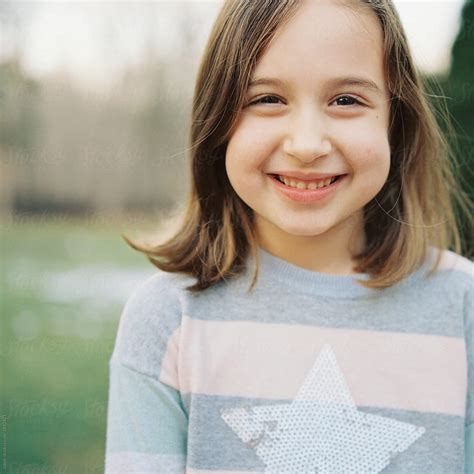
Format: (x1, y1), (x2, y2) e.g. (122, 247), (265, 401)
(0, 1), (473, 473)
(445, 0), (474, 202)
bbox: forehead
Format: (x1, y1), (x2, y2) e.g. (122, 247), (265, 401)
(251, 0), (387, 97)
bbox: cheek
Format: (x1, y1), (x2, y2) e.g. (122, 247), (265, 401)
(225, 134), (261, 194)
(341, 127), (390, 175)
(358, 146), (391, 198)
(225, 120), (276, 173)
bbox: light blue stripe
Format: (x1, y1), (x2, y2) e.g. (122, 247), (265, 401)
(466, 423), (474, 474)
(105, 452), (186, 473)
(105, 361), (188, 455)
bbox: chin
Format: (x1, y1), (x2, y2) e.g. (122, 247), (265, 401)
(276, 222), (331, 237)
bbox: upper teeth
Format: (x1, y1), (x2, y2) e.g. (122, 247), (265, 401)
(279, 175), (336, 190)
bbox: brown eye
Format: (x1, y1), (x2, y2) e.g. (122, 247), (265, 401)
(332, 95), (363, 106)
(250, 95), (283, 105)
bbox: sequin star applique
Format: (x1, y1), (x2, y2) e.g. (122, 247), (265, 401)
(220, 343), (425, 473)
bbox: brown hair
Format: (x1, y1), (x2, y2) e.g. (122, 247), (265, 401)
(121, 0), (473, 294)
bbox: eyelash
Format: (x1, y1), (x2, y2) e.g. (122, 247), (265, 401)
(248, 94), (363, 107)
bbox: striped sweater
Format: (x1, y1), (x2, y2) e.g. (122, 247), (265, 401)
(105, 245), (474, 473)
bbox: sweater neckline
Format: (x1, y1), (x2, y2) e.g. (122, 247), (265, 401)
(244, 245), (424, 299)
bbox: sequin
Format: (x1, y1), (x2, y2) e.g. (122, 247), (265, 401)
(220, 344), (425, 473)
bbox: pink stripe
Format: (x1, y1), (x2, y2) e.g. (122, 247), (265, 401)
(178, 317), (466, 416)
(160, 328), (181, 390)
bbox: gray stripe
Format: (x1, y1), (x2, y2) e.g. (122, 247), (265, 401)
(183, 393), (464, 473)
(184, 268), (469, 338)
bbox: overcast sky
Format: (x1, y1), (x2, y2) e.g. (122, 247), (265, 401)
(2, 0), (466, 92)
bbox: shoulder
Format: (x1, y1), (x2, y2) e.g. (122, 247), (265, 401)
(433, 247), (474, 277)
(425, 246), (473, 289)
(110, 270), (195, 377)
(404, 247), (473, 315)
(432, 247), (474, 327)
(120, 269), (191, 317)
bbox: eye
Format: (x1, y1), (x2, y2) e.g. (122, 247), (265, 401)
(248, 95), (283, 106)
(331, 95), (363, 107)
(247, 94), (364, 108)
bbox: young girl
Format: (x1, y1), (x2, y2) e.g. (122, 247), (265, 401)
(104, 0), (473, 472)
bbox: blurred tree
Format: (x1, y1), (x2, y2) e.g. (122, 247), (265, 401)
(446, 0), (474, 256)
(447, 0), (474, 196)
(0, 59), (41, 216)
(0, 59), (40, 151)
(423, 0), (473, 257)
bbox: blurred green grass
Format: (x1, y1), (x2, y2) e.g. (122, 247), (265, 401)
(1, 216), (157, 473)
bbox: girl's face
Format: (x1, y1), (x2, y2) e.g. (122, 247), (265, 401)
(225, 0), (391, 254)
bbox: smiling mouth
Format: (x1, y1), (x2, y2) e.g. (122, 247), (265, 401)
(268, 173), (346, 189)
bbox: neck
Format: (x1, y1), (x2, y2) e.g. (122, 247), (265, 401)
(255, 212), (366, 276)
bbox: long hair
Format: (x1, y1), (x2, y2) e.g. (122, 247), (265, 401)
(122, 0), (473, 294)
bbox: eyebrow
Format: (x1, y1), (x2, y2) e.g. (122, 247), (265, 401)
(248, 76), (383, 95)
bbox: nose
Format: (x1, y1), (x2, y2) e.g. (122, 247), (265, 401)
(283, 106), (332, 163)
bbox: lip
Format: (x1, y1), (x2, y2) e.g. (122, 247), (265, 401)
(267, 171), (345, 181)
(269, 173), (347, 203)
